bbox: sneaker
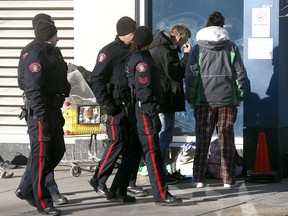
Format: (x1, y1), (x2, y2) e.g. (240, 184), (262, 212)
(154, 192), (182, 206)
(0, 163), (14, 178)
(0, 170), (13, 178)
(165, 173), (178, 185)
(127, 185), (149, 197)
(191, 182), (205, 188)
(170, 171), (186, 180)
(107, 191), (136, 203)
(52, 194), (68, 205)
(171, 170), (192, 180)
(224, 183), (236, 188)
(89, 178), (109, 198)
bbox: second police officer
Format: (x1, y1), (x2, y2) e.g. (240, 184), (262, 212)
(126, 26), (182, 206)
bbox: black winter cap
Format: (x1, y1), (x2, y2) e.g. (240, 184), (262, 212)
(32, 13), (54, 29)
(116, 16), (136, 36)
(133, 26), (153, 46)
(34, 20), (57, 41)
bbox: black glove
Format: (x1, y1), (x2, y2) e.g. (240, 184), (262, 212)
(18, 107), (28, 120)
(102, 100), (121, 116)
(151, 114), (162, 134)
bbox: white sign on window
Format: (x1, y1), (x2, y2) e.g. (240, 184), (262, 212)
(248, 38), (273, 59)
(252, 7), (271, 38)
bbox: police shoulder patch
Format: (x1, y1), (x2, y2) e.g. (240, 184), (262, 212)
(28, 62), (42, 73)
(98, 53), (106, 62)
(138, 76), (149, 85)
(136, 62), (148, 73)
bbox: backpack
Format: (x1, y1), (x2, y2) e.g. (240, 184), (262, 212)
(11, 152), (28, 165)
(207, 138), (243, 178)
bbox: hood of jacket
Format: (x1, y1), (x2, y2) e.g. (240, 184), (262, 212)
(150, 30), (181, 52)
(196, 26), (230, 51)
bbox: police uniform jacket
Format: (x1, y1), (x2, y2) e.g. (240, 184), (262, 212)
(90, 37), (131, 105)
(127, 50), (164, 117)
(18, 38), (71, 119)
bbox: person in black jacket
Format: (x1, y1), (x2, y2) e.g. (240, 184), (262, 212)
(126, 26), (182, 206)
(149, 24), (191, 183)
(15, 20), (70, 216)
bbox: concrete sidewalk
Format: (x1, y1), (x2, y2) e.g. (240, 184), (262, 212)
(1, 165), (288, 216)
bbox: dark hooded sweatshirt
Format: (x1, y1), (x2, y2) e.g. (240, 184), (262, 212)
(150, 30), (189, 113)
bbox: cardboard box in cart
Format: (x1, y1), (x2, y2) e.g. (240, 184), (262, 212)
(62, 95), (102, 135)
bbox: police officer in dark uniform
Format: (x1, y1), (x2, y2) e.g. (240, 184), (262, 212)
(15, 20), (70, 215)
(126, 26), (182, 206)
(89, 16), (145, 202)
(15, 13), (68, 207)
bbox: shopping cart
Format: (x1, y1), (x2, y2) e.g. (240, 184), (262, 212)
(62, 95), (107, 177)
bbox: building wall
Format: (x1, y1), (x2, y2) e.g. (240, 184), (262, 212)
(73, 0), (135, 71)
(0, 0), (74, 135)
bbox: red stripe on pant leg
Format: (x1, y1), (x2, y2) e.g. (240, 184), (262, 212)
(97, 116), (116, 179)
(142, 114), (165, 200)
(37, 120), (46, 209)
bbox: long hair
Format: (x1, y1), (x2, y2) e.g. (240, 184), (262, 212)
(130, 43), (150, 51)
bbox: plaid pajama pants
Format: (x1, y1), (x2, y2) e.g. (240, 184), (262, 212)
(193, 106), (237, 184)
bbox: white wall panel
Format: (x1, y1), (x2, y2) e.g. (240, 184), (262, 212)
(74, 0), (135, 70)
(0, 0), (74, 132)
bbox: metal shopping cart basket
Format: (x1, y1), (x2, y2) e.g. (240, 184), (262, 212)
(62, 95), (107, 177)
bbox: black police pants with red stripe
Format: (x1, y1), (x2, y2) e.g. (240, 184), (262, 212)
(17, 108), (66, 210)
(20, 157), (62, 198)
(109, 103), (143, 195)
(135, 104), (169, 202)
(92, 108), (142, 195)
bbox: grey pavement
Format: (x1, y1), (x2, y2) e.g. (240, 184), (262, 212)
(1, 165), (288, 216)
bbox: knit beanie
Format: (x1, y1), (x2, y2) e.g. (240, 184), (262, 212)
(34, 20), (57, 41)
(32, 13), (54, 29)
(133, 26), (153, 46)
(116, 16), (136, 36)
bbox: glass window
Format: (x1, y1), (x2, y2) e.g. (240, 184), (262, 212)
(152, 0), (244, 136)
